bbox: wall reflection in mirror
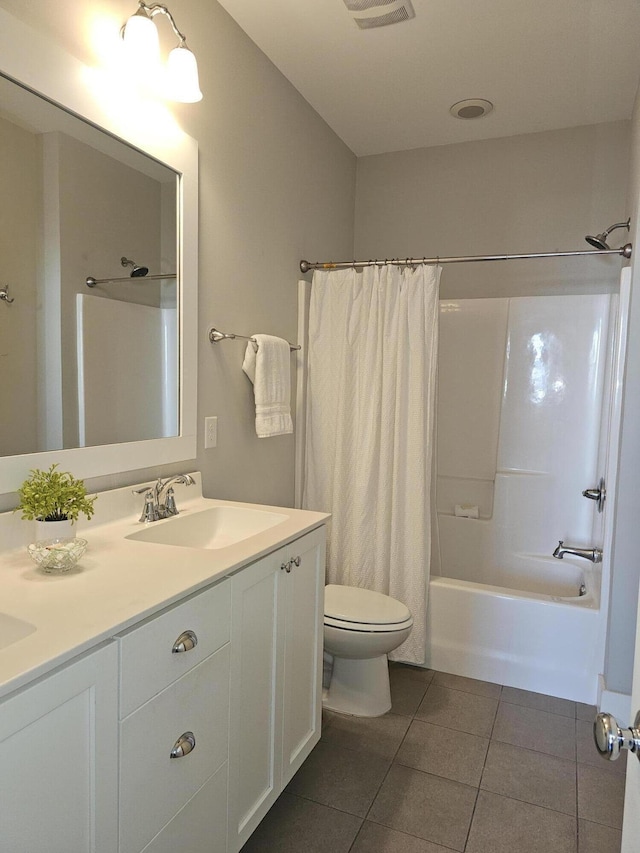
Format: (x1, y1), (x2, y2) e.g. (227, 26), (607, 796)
(0, 73), (179, 458)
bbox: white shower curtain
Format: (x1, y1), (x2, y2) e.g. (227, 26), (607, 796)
(303, 263), (440, 664)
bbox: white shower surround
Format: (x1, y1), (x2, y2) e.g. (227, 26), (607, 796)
(427, 290), (626, 702)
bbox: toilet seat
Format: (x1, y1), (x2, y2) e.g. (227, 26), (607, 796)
(324, 584), (412, 632)
(324, 615), (413, 633)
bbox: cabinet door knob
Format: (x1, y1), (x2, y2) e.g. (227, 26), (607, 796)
(281, 561), (292, 573)
(292, 556), (301, 567)
(172, 630), (198, 653)
(170, 731), (196, 758)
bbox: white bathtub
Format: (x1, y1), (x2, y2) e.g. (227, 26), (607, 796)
(425, 561), (601, 703)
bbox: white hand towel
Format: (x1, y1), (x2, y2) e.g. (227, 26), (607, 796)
(242, 334), (293, 438)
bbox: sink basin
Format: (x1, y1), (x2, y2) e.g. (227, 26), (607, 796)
(0, 613), (36, 652)
(126, 505), (289, 550)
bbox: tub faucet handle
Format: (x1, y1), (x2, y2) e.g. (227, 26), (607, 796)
(582, 478), (606, 513)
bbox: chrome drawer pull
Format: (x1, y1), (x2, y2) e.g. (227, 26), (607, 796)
(172, 630), (198, 654)
(170, 731), (196, 758)
(281, 561), (292, 573)
(292, 556), (301, 567)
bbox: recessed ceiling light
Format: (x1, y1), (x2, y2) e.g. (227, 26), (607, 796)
(449, 99), (494, 119)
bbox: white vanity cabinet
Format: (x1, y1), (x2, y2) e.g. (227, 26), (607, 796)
(0, 513), (326, 853)
(117, 580), (231, 853)
(0, 642), (119, 853)
(227, 527), (325, 853)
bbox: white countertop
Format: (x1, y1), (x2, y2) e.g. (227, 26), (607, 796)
(0, 474), (328, 699)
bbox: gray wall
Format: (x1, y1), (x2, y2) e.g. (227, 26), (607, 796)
(0, 0), (356, 509)
(355, 122), (629, 299)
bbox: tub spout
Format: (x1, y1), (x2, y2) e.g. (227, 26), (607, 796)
(553, 540), (602, 563)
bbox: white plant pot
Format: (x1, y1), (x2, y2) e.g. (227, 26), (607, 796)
(35, 518), (75, 543)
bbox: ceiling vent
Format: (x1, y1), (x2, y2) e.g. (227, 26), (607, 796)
(343, 0), (416, 29)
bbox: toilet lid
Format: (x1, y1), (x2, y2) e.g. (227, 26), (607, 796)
(324, 584), (411, 626)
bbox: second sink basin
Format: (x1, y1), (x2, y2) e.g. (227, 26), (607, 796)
(0, 613), (36, 652)
(126, 505), (289, 550)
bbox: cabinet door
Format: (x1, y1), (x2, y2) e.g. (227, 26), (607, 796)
(0, 642), (118, 853)
(281, 528), (325, 786)
(139, 763), (228, 853)
(228, 551), (284, 853)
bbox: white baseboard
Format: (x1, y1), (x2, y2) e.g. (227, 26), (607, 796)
(598, 674), (632, 722)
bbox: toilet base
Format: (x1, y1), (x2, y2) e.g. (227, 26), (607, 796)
(323, 654), (391, 717)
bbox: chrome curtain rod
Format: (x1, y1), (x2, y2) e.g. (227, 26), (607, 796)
(85, 273), (177, 287)
(209, 327), (301, 351)
(299, 244), (633, 274)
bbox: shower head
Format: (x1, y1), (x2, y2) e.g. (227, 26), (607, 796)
(121, 256), (149, 277)
(585, 218), (630, 250)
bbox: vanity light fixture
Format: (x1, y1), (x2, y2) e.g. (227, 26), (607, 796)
(122, 2), (203, 103)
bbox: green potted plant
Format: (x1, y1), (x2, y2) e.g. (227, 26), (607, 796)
(17, 464), (97, 542)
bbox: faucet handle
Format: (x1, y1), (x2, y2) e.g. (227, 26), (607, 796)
(582, 478), (606, 513)
(132, 484), (153, 495)
(138, 490), (158, 523)
(164, 487), (178, 517)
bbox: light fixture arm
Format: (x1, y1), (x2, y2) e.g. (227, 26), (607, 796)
(136, 1), (189, 46)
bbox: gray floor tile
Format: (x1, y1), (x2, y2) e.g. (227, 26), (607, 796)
(285, 742), (390, 817)
(368, 764), (477, 852)
(578, 819), (622, 853)
(577, 763), (625, 829)
(389, 663), (435, 684)
(576, 702), (597, 723)
(395, 719), (489, 786)
(415, 684), (498, 737)
(493, 701), (576, 759)
(466, 790), (577, 853)
(241, 792), (362, 853)
(501, 685), (576, 718)
(351, 821), (453, 853)
(322, 709), (334, 731)
(481, 740), (576, 815)
(390, 667), (433, 717)
(321, 710), (411, 760)
(576, 719), (627, 775)
(432, 671), (502, 699)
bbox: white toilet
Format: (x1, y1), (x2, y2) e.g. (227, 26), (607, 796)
(323, 584), (413, 717)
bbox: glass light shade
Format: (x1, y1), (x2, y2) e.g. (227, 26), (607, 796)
(122, 10), (160, 65)
(166, 45), (203, 103)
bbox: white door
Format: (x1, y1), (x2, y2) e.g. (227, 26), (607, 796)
(621, 607), (640, 849)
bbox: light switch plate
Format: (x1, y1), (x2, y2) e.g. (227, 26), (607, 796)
(204, 416), (218, 449)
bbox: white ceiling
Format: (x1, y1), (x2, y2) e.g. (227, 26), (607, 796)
(215, 0), (640, 156)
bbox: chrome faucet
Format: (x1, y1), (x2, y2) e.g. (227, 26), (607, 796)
(553, 540), (602, 563)
(133, 474), (196, 522)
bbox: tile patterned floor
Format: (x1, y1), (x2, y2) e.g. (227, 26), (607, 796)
(241, 665), (626, 853)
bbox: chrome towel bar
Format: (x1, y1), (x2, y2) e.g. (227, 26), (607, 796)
(208, 327), (301, 351)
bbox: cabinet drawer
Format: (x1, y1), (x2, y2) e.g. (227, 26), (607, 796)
(120, 645), (230, 853)
(119, 579), (230, 717)
(140, 763), (228, 853)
